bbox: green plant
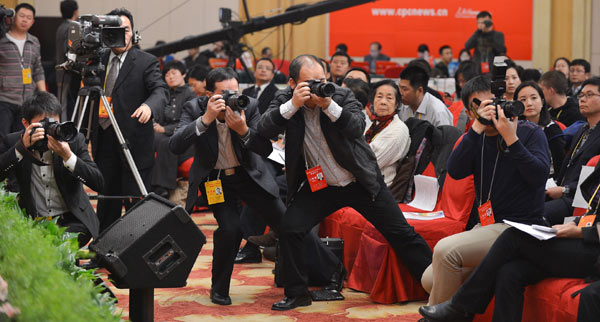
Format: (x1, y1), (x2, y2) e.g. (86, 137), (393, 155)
(0, 189), (121, 321)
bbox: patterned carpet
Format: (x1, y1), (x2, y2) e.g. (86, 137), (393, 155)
(99, 211), (425, 321)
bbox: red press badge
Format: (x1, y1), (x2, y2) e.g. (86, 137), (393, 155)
(305, 165), (328, 192)
(478, 200), (495, 226)
(99, 97), (113, 119)
(578, 215), (596, 228)
(480, 62), (490, 74)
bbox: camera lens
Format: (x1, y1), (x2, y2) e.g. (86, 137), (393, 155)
(501, 101), (524, 118)
(49, 122), (77, 142)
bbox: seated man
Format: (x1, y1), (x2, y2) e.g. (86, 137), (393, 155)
(0, 92), (103, 247)
(421, 76), (550, 305)
(151, 60), (196, 198)
(419, 160), (600, 322)
(545, 78), (600, 225)
(242, 58), (278, 114)
(398, 65), (453, 126)
(539, 70), (584, 127)
(188, 65), (210, 97)
(259, 54), (432, 311)
(568, 59), (591, 98)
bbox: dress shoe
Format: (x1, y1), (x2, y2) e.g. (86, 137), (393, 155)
(234, 244), (262, 264)
(262, 246), (277, 262)
(248, 231), (278, 247)
(271, 294), (312, 311)
(210, 289), (232, 305)
(418, 300), (474, 322)
(323, 262), (347, 292)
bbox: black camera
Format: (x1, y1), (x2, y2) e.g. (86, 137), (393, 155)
(472, 56), (524, 126)
(221, 90), (249, 111)
(30, 118), (78, 151)
(307, 80), (336, 98)
(68, 15), (125, 56)
(483, 20), (493, 29)
(0, 5), (15, 39)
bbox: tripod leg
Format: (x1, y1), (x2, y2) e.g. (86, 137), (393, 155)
(76, 95), (91, 131)
(71, 95), (81, 123)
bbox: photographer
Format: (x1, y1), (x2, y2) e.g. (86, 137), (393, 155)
(0, 92), (103, 248)
(420, 76), (550, 305)
(258, 54), (432, 311)
(0, 3), (46, 142)
(169, 67), (342, 306)
(91, 8), (169, 233)
(464, 11), (506, 73)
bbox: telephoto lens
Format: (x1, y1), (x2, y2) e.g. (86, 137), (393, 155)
(307, 80), (336, 97)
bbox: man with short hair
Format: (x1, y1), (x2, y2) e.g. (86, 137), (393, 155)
(242, 58), (278, 114)
(259, 54), (432, 311)
(398, 65), (453, 126)
(330, 52), (351, 85)
(0, 92), (103, 248)
(421, 75), (550, 305)
(55, 0), (79, 121)
(434, 45), (453, 78)
(261, 47), (273, 59)
(545, 77), (600, 225)
(0, 3), (46, 142)
(188, 65), (210, 97)
(539, 70), (585, 127)
(363, 41), (390, 74)
(568, 59), (591, 98)
(464, 10), (506, 72)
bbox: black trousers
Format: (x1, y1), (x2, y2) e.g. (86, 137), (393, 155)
(451, 228), (600, 322)
(545, 197), (574, 225)
(578, 281), (600, 322)
(57, 211), (92, 248)
(151, 132), (193, 190)
(96, 126), (151, 232)
(280, 179), (433, 297)
(0, 101), (23, 142)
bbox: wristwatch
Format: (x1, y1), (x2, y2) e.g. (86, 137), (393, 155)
(562, 186), (570, 195)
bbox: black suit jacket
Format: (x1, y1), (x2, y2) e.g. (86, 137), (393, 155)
(169, 96), (277, 212)
(556, 123), (600, 198)
(242, 82), (278, 114)
(258, 85), (382, 204)
(90, 47), (169, 170)
(0, 132), (104, 237)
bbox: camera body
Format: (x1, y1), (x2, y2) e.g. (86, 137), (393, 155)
(221, 90), (249, 112)
(30, 118), (78, 152)
(307, 80), (336, 98)
(68, 15), (125, 57)
(473, 56), (524, 126)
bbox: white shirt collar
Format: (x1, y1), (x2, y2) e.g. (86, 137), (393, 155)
(109, 49), (128, 66)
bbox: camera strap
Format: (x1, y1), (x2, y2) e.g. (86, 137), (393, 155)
(479, 135), (500, 206)
(16, 137), (48, 166)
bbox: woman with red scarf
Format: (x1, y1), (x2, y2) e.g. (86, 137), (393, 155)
(364, 80), (411, 186)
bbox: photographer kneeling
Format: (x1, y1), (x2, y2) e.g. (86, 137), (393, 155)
(0, 92), (104, 248)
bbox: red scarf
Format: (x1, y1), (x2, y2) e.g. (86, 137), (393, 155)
(365, 114), (395, 144)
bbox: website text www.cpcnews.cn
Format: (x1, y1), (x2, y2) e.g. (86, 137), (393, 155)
(371, 7), (449, 18)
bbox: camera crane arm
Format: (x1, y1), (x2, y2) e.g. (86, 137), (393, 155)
(144, 0), (375, 58)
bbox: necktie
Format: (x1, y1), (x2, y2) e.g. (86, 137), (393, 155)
(99, 56), (120, 129)
(252, 86), (260, 98)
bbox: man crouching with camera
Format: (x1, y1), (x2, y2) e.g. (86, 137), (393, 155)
(419, 75), (551, 307)
(0, 92), (104, 248)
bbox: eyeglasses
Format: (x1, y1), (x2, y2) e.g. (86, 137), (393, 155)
(577, 92), (600, 100)
(256, 66), (273, 71)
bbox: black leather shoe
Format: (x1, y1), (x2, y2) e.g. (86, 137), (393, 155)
(248, 231), (278, 247)
(210, 289), (232, 305)
(234, 244), (262, 264)
(418, 301), (474, 322)
(272, 295), (312, 311)
(323, 262), (347, 292)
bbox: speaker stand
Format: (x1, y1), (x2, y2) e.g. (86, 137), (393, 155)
(129, 288), (154, 322)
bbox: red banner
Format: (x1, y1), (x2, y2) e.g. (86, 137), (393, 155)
(329, 0), (532, 60)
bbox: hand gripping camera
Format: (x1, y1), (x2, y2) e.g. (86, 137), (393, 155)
(30, 118), (78, 152)
(221, 90), (250, 112)
(307, 80), (336, 98)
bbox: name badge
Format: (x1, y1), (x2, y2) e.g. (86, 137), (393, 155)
(205, 179), (225, 205)
(99, 97), (113, 119)
(578, 215), (596, 228)
(306, 165), (328, 192)
(478, 200), (495, 226)
(480, 62), (490, 74)
(22, 68), (32, 85)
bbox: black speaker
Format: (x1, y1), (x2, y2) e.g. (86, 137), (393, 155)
(90, 193), (206, 289)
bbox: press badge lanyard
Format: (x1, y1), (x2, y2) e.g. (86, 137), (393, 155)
(303, 131), (329, 192)
(13, 37), (33, 85)
(205, 168), (225, 205)
(577, 182), (600, 228)
(478, 135), (500, 226)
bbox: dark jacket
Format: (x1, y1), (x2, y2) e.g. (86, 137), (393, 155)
(169, 96), (277, 212)
(556, 123), (600, 199)
(0, 132), (104, 237)
(580, 162), (600, 245)
(242, 82), (278, 114)
(258, 85), (381, 203)
(89, 47), (169, 171)
(549, 96), (584, 127)
(464, 30), (506, 67)
(156, 85), (196, 136)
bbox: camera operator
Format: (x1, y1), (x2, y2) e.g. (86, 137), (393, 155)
(258, 54), (433, 311)
(91, 8), (169, 234)
(464, 11), (506, 73)
(420, 75), (550, 305)
(55, 0), (80, 120)
(0, 92), (103, 248)
(0, 3), (46, 142)
(169, 67), (342, 306)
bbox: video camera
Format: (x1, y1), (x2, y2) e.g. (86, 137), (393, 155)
(307, 80), (336, 98)
(221, 90), (249, 112)
(30, 118), (78, 152)
(473, 56), (524, 127)
(0, 4), (15, 39)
